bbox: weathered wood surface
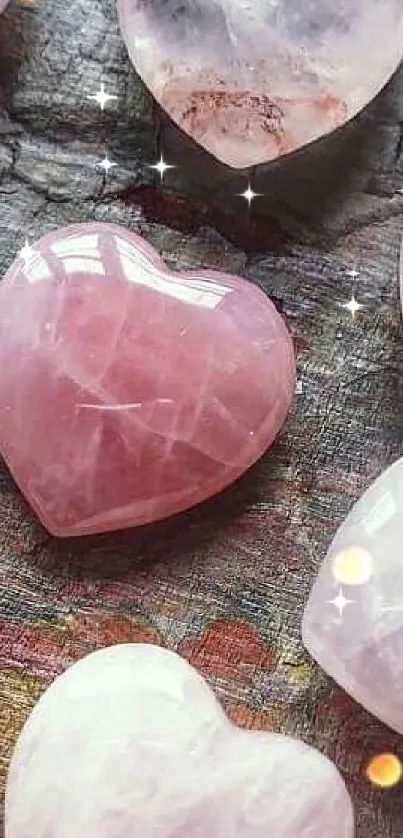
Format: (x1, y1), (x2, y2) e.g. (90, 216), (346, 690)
(1, 1), (403, 834)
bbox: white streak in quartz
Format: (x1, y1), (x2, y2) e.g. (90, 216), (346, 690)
(79, 399), (175, 412)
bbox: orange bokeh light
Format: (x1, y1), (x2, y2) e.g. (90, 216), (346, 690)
(366, 753), (402, 788)
(332, 546), (373, 586)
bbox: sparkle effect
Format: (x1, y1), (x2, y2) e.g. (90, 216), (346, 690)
(327, 588), (354, 616)
(341, 294), (364, 319)
(88, 83), (117, 112)
(239, 183), (260, 207)
(97, 155), (117, 175)
(149, 154), (175, 182)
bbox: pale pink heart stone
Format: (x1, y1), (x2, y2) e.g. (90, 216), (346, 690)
(0, 0), (9, 11)
(302, 456), (403, 734)
(116, 0), (403, 169)
(5, 643), (355, 838)
(0, 222), (295, 537)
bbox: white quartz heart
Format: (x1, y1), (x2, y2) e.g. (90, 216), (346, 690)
(6, 644), (354, 838)
(303, 456), (403, 734)
(116, 0), (403, 168)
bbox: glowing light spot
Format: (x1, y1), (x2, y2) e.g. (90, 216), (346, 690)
(332, 546), (373, 586)
(366, 753), (402, 788)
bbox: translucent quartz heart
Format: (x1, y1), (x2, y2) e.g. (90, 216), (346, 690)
(116, 0), (403, 169)
(303, 457), (403, 734)
(0, 222), (295, 537)
(0, 0), (9, 10)
(6, 644), (355, 838)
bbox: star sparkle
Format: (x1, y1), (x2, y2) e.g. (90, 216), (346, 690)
(149, 154), (175, 182)
(346, 267), (359, 281)
(239, 182), (261, 207)
(88, 83), (117, 112)
(327, 588), (354, 616)
(97, 154), (117, 175)
(341, 294), (364, 319)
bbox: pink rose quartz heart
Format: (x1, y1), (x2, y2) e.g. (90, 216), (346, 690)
(116, 0), (403, 169)
(400, 234), (403, 311)
(5, 644), (355, 838)
(0, 222), (295, 537)
(302, 457), (403, 734)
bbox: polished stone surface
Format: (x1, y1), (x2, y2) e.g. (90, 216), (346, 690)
(116, 0), (403, 169)
(6, 644), (355, 838)
(0, 222), (295, 536)
(303, 457), (403, 734)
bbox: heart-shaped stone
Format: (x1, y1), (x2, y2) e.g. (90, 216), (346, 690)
(400, 235), (403, 310)
(0, 222), (295, 536)
(116, 0), (403, 169)
(302, 457), (403, 734)
(5, 643), (354, 837)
